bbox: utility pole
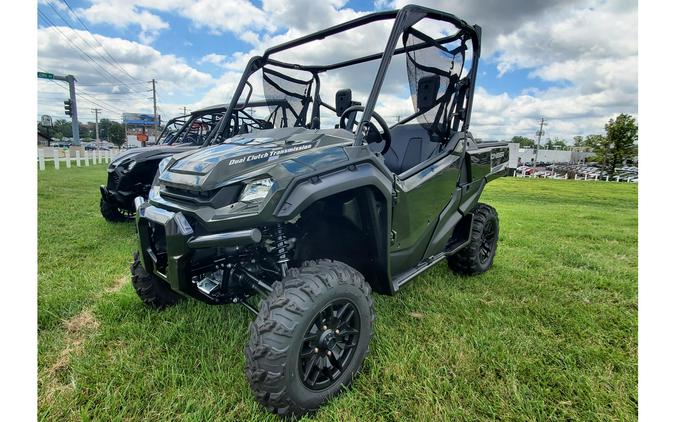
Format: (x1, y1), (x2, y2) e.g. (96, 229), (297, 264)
(183, 106), (187, 115)
(92, 108), (101, 147)
(534, 117), (546, 167)
(151, 78), (158, 144)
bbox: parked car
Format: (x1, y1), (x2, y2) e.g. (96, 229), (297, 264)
(516, 165), (535, 175)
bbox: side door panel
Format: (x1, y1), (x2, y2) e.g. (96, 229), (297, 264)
(390, 148), (463, 277)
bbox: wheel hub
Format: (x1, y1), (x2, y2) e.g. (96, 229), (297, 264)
(319, 329), (338, 349)
(298, 299), (361, 390)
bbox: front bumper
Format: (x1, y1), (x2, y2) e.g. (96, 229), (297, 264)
(134, 197), (262, 294)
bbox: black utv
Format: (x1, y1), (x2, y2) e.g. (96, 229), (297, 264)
(100, 101), (292, 221)
(131, 5), (508, 417)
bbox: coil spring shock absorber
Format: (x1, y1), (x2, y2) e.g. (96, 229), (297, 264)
(274, 223), (289, 278)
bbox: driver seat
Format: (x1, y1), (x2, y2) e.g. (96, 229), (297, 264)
(381, 76), (445, 174)
(382, 124), (441, 174)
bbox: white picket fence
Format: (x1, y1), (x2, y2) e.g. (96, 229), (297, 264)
(512, 169), (638, 183)
(37, 148), (113, 170)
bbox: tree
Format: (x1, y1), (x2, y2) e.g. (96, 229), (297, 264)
(99, 118), (114, 141)
(544, 137), (567, 150)
(78, 123), (92, 140)
(50, 119), (72, 138)
(511, 136), (535, 148)
(584, 134), (606, 149)
(108, 122), (126, 147)
(572, 135), (584, 147)
(588, 134), (612, 169)
(604, 114), (638, 176)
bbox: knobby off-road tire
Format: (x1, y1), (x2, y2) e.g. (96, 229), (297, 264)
(130, 252), (182, 309)
(245, 259), (374, 418)
(447, 203), (499, 275)
(100, 197), (132, 222)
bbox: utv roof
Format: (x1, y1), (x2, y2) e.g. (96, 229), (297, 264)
(192, 99), (291, 115)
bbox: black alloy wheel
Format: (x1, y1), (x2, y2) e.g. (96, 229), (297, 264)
(299, 300), (361, 390)
(479, 219), (497, 264)
(245, 259), (374, 418)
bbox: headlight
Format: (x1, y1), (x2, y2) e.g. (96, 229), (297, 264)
(158, 157), (171, 174)
(148, 185), (160, 201)
(239, 178), (273, 202)
(126, 160), (136, 171)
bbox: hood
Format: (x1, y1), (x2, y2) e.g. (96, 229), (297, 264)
(159, 127), (354, 190)
(110, 144), (197, 168)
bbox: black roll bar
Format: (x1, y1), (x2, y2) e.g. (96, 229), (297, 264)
(212, 4), (481, 145)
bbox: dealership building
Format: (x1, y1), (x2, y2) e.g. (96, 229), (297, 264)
(122, 113), (161, 146)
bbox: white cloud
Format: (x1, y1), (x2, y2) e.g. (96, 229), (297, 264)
(180, 0), (273, 36)
(198, 53), (228, 67)
(45, 0), (637, 141)
(77, 0), (170, 44)
(76, 0), (276, 44)
(37, 26), (214, 121)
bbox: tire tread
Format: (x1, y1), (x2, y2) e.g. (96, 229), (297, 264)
(245, 259), (374, 418)
(447, 203), (499, 275)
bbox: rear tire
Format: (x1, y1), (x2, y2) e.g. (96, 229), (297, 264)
(447, 203), (499, 275)
(245, 259), (374, 418)
(100, 197), (132, 222)
(130, 252), (182, 309)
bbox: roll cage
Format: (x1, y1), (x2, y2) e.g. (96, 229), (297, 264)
(213, 4), (481, 146)
(157, 115), (190, 145)
(168, 99), (293, 147)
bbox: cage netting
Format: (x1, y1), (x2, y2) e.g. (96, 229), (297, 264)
(404, 28), (471, 136)
(262, 67), (314, 127)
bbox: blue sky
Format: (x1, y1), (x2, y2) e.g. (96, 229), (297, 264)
(37, 0), (638, 140)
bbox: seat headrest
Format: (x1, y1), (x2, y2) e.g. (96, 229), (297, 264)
(417, 75), (440, 112)
(335, 89), (352, 117)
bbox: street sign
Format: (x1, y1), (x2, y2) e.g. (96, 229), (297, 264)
(37, 72), (54, 80)
(41, 115), (53, 127)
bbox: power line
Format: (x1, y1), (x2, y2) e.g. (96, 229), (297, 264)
(46, 78), (126, 114)
(44, 0), (145, 91)
(76, 81), (148, 86)
(38, 10), (144, 94)
(59, 0), (145, 84)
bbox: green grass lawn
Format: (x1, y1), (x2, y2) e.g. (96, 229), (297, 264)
(38, 165), (637, 421)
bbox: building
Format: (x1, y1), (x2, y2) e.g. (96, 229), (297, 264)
(507, 143), (596, 168)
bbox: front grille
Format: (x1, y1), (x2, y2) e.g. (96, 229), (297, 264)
(159, 184), (242, 208)
(162, 186), (216, 203)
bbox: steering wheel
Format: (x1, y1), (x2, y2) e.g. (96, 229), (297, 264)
(339, 105), (392, 155)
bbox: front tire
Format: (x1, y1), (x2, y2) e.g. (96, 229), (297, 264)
(130, 252), (182, 309)
(447, 203), (499, 275)
(245, 259), (374, 418)
(100, 197), (133, 222)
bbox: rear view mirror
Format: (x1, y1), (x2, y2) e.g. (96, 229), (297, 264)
(335, 89), (352, 117)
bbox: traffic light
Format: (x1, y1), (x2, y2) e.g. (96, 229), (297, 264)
(64, 99), (72, 117)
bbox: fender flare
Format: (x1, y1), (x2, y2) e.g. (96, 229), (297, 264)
(274, 162), (393, 219)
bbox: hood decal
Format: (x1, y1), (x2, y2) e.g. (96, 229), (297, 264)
(227, 142), (315, 166)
